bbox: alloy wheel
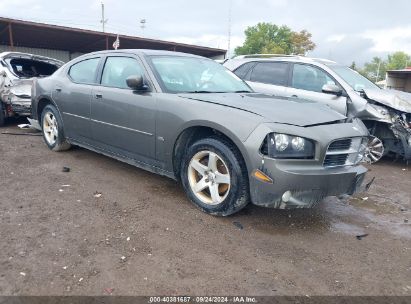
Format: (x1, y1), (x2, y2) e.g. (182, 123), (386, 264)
(187, 150), (231, 205)
(364, 135), (384, 163)
(43, 111), (58, 146)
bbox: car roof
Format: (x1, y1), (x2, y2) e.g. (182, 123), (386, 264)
(77, 49), (205, 59)
(224, 54), (338, 70)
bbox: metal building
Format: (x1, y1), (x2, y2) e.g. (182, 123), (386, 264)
(0, 17), (226, 62)
(385, 68), (411, 93)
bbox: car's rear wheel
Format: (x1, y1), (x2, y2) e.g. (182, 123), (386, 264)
(0, 102), (5, 127)
(181, 137), (249, 216)
(41, 104), (71, 151)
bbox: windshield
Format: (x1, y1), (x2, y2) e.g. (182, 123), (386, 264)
(329, 65), (380, 91)
(149, 55), (252, 93)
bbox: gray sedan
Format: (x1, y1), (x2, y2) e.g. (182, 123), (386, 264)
(31, 49), (368, 216)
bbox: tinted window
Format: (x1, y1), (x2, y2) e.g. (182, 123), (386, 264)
(101, 57), (144, 89)
(69, 58), (100, 84)
(292, 64), (336, 93)
(233, 62), (255, 79)
(249, 62), (288, 86)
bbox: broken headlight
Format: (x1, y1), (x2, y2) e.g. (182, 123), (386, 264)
(262, 133), (315, 159)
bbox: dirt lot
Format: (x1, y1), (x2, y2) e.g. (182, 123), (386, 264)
(0, 121), (410, 296)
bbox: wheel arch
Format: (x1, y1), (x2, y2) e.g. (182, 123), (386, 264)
(362, 119), (396, 139)
(37, 97), (54, 121)
(172, 123), (251, 181)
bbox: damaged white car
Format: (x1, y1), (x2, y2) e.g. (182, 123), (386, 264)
(0, 52), (63, 126)
(224, 56), (411, 162)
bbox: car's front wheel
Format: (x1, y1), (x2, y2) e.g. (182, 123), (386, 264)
(41, 104), (71, 151)
(364, 135), (384, 163)
(181, 137), (249, 216)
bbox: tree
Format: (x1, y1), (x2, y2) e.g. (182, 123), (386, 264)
(386, 51), (411, 70)
(290, 30), (316, 55)
(234, 22), (315, 56)
(350, 61), (357, 70)
(360, 51), (411, 82)
(361, 57), (386, 82)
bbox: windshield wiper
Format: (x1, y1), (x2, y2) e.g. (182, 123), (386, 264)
(233, 90), (252, 93)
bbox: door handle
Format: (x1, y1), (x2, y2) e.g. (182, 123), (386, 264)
(94, 93), (103, 99)
(55, 87), (62, 92)
(291, 95), (298, 98)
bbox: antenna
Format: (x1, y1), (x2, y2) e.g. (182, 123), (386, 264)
(227, 0), (232, 58)
(100, 2), (108, 33)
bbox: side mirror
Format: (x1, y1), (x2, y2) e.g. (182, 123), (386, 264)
(322, 84), (343, 96)
(126, 75), (148, 91)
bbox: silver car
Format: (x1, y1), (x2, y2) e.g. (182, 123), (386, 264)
(31, 50), (368, 216)
(224, 55), (411, 162)
(0, 52), (63, 126)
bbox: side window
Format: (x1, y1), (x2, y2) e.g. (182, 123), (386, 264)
(101, 57), (144, 89)
(292, 64), (336, 93)
(249, 62), (288, 86)
(68, 58), (100, 84)
(233, 62), (255, 79)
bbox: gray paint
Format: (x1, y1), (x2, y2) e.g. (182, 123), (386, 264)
(31, 49), (369, 209)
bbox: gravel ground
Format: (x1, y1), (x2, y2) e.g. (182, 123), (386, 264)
(0, 121), (410, 296)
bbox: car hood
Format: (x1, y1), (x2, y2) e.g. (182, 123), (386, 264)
(178, 93), (346, 127)
(363, 89), (411, 113)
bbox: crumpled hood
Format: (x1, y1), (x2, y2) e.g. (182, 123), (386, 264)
(178, 93), (346, 127)
(363, 89), (411, 113)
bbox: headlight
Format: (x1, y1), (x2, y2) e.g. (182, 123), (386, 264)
(262, 133), (315, 159)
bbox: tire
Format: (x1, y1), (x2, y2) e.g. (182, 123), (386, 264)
(41, 104), (71, 152)
(180, 137), (249, 216)
(0, 102), (5, 127)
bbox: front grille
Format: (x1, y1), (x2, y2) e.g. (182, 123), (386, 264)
(328, 138), (352, 151)
(323, 137), (364, 168)
(324, 154), (349, 167)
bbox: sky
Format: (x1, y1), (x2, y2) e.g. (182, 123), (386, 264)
(1, 0), (411, 66)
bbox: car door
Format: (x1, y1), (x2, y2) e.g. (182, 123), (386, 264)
(286, 63), (347, 115)
(245, 61), (289, 96)
(54, 57), (101, 141)
(90, 55), (156, 163)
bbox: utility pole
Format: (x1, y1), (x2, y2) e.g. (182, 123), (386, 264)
(100, 2), (108, 33)
(140, 19), (146, 36)
(376, 60), (381, 82)
(227, 0), (232, 58)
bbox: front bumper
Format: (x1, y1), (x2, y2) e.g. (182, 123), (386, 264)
(244, 120), (370, 209)
(250, 164), (367, 209)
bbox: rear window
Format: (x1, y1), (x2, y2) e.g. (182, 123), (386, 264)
(6, 58), (60, 78)
(233, 62), (255, 79)
(68, 58), (100, 84)
(249, 62), (288, 86)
